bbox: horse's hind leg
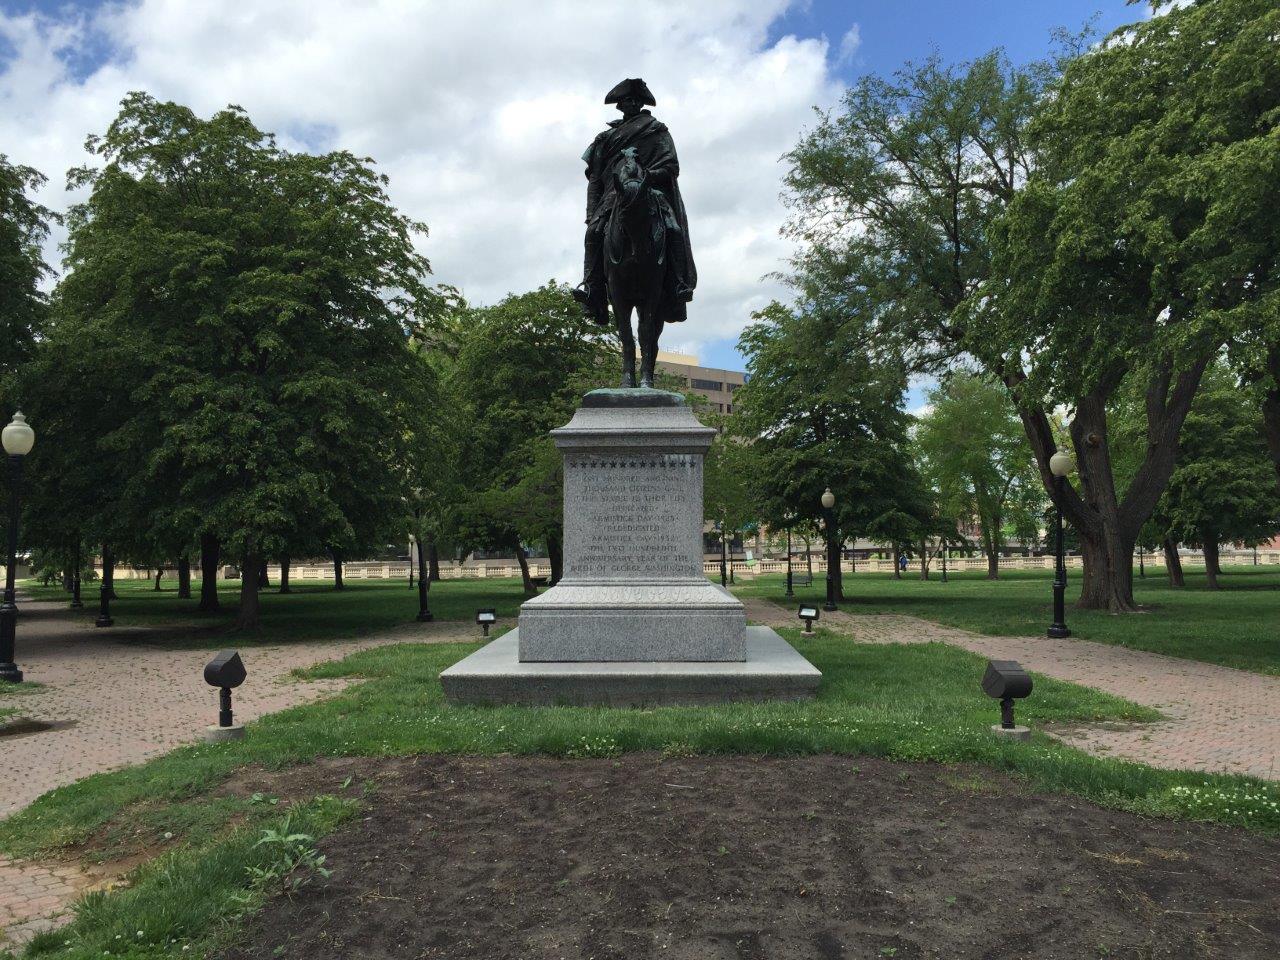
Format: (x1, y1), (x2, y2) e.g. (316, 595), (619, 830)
(638, 305), (663, 389)
(612, 294), (637, 388)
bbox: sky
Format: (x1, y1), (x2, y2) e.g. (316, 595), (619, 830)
(1, 0), (1145, 395)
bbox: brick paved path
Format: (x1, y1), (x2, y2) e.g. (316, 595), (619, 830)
(744, 597), (1280, 782)
(0, 598), (476, 946)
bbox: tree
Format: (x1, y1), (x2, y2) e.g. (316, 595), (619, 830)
(703, 420), (758, 585)
(915, 373), (1042, 578)
(1145, 364), (1280, 589)
(447, 284), (613, 593)
(0, 155), (56, 396)
(783, 1), (1279, 611)
(56, 93), (436, 628)
(734, 301), (922, 601)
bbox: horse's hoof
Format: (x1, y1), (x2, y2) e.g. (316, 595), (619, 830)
(640, 378), (654, 389)
(620, 376), (635, 388)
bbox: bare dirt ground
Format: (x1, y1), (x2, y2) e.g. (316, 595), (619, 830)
(221, 753), (1280, 960)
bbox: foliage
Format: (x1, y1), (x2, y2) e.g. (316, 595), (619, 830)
(29, 93), (439, 625)
(915, 373), (1044, 574)
(734, 301), (926, 572)
(0, 154), (57, 396)
(1143, 365), (1280, 574)
(446, 283), (614, 579)
(239, 814), (332, 899)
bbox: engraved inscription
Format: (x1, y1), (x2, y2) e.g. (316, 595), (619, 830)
(564, 454), (702, 579)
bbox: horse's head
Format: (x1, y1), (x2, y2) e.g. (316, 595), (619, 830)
(612, 147), (646, 207)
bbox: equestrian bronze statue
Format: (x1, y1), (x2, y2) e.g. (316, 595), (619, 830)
(573, 78), (696, 388)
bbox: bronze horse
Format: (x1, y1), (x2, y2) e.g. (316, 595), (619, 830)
(603, 147), (668, 388)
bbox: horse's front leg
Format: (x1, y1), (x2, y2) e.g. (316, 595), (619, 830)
(611, 293), (637, 388)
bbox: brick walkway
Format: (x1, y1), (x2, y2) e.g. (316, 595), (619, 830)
(744, 597), (1280, 782)
(0, 597), (477, 947)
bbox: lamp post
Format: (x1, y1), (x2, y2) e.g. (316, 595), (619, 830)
(412, 504), (432, 622)
(784, 523), (794, 598)
(1138, 543), (1145, 578)
(70, 539), (83, 608)
(1048, 449), (1073, 639)
(821, 487), (837, 612)
(716, 521), (728, 588)
(941, 540), (948, 583)
(1, 412), (35, 683)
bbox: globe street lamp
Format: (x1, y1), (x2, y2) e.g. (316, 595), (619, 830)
(1048, 449), (1074, 639)
(0, 412), (35, 683)
(821, 487), (837, 612)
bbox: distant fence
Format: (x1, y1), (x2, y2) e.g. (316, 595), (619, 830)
(82, 549), (1280, 583)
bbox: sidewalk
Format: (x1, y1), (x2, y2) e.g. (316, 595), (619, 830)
(744, 597), (1280, 782)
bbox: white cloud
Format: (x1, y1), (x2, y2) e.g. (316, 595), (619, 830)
(837, 24), (861, 66)
(0, 0), (845, 360)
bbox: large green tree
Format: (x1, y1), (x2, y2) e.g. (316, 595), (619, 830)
(0, 155), (56, 395)
(784, 0), (1279, 611)
(447, 283), (613, 591)
(734, 301), (923, 600)
(1145, 364), (1280, 589)
(52, 94), (436, 627)
(915, 373), (1043, 578)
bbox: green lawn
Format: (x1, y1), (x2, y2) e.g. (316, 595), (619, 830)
(733, 565), (1280, 675)
(20, 576), (530, 648)
(3, 593), (1279, 958)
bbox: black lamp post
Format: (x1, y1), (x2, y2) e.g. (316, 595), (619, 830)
(0, 412), (35, 683)
(70, 539), (83, 608)
(821, 487), (837, 612)
(716, 521), (728, 588)
(1048, 449), (1073, 639)
(1137, 543), (1145, 578)
(784, 523), (794, 598)
(941, 541), (948, 583)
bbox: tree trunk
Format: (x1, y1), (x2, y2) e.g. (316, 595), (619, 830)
(983, 526), (1000, 580)
(235, 548), (261, 629)
(199, 534), (221, 612)
(177, 555), (191, 599)
(1007, 354), (1208, 613)
(101, 545), (115, 602)
(257, 559), (269, 589)
(892, 543), (902, 579)
(331, 548), (344, 590)
(919, 539), (930, 580)
(803, 535), (813, 581)
(513, 537), (535, 594)
(427, 536), (441, 582)
(1163, 538), (1184, 587)
(1077, 525), (1137, 610)
(1262, 344), (1280, 492)
(1202, 533), (1221, 590)
(153, 568), (162, 590)
(279, 556), (291, 594)
(547, 532), (563, 586)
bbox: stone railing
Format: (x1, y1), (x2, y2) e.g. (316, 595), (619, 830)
(78, 548), (1280, 583)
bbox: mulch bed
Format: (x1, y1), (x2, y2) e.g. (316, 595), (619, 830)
(223, 754), (1280, 959)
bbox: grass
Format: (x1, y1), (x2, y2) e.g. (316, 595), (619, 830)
(733, 564), (1280, 675)
(20, 577), (530, 648)
(0, 680), (43, 723)
(0, 622), (1276, 957)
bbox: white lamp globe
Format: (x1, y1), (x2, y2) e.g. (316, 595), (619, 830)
(1049, 449), (1074, 478)
(821, 487), (836, 509)
(2, 412), (34, 456)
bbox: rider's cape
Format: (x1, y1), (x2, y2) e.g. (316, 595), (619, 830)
(583, 110), (696, 322)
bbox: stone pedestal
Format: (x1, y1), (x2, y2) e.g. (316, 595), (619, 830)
(440, 388), (820, 706)
(519, 389), (745, 662)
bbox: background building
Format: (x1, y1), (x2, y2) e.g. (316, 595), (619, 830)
(656, 350), (747, 415)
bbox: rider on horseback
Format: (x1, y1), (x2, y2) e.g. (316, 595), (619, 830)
(573, 78), (696, 326)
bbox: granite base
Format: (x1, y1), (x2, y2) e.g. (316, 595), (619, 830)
(440, 626), (821, 706)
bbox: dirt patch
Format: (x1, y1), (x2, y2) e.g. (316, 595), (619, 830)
(223, 753), (1280, 960)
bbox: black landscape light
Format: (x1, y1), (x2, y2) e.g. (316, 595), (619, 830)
(982, 659), (1033, 739)
(203, 649), (247, 741)
(798, 604), (819, 634)
(476, 608), (497, 638)
(1047, 449), (1074, 639)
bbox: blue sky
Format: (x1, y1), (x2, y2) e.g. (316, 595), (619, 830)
(1, 0), (1147, 400)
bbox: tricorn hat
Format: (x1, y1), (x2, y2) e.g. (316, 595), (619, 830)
(605, 77), (656, 106)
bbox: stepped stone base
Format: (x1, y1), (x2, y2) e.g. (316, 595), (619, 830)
(518, 581), (745, 662)
(440, 626), (820, 706)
